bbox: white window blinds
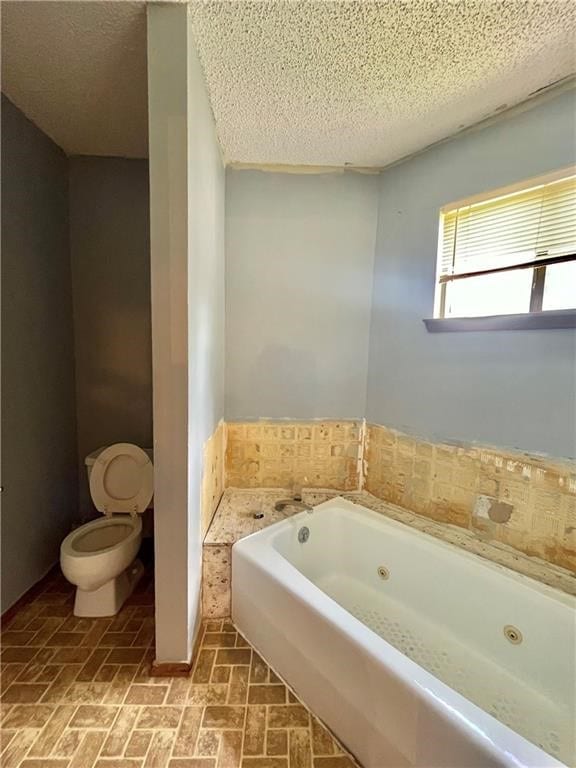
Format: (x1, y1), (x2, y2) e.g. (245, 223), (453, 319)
(439, 174), (576, 282)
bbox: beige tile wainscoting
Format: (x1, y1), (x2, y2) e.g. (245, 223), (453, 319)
(0, 569), (359, 768)
(209, 420), (575, 573)
(225, 422), (362, 491)
(202, 421), (226, 537)
(365, 423), (576, 572)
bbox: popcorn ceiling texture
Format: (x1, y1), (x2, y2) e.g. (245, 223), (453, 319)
(189, 0), (576, 168)
(1, 1), (148, 157)
(4, 1), (574, 164)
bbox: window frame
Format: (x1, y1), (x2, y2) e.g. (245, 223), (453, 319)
(436, 252), (576, 319)
(426, 168), (576, 332)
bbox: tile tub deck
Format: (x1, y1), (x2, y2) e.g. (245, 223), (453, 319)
(202, 488), (575, 620)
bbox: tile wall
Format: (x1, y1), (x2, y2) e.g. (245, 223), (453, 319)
(224, 421), (362, 491)
(202, 421), (225, 536)
(365, 424), (576, 572)
(214, 420), (576, 572)
(202, 420), (575, 573)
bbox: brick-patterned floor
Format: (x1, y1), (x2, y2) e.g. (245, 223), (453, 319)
(0, 568), (359, 768)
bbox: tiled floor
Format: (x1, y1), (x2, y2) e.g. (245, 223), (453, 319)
(0, 568), (358, 768)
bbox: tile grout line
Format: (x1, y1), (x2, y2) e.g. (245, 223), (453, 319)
(166, 704), (187, 764)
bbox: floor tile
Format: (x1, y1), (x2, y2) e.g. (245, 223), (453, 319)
(202, 705), (245, 729)
(247, 685), (286, 705)
(125, 730), (153, 758)
(1, 684), (50, 704)
(69, 705), (119, 729)
(266, 731), (287, 756)
(136, 705), (183, 730)
(1, 704), (55, 729)
(0, 568), (360, 768)
(125, 683), (168, 704)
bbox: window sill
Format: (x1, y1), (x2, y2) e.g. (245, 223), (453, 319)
(423, 309), (576, 333)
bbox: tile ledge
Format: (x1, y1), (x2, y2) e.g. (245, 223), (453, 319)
(203, 487), (575, 597)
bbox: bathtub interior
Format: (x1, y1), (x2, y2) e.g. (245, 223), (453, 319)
(269, 500), (576, 765)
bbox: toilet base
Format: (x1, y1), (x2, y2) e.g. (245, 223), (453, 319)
(73, 559), (144, 617)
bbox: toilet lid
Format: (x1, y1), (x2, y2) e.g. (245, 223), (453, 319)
(89, 443), (153, 515)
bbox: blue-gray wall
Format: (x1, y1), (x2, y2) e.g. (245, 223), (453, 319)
(225, 170), (379, 420)
(68, 157), (152, 519)
(1, 95), (78, 611)
(366, 89), (576, 457)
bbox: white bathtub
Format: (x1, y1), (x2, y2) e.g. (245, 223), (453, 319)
(232, 497), (575, 768)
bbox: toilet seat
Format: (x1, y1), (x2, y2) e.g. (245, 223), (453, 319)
(89, 443), (153, 515)
(60, 515), (143, 602)
(61, 516), (142, 560)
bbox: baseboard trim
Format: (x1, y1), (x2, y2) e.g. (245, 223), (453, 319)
(1, 563), (61, 628)
(150, 617), (205, 677)
(150, 660), (192, 677)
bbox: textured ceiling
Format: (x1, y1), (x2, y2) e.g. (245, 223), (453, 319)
(2, 1), (575, 165)
(189, 0), (576, 168)
(1, 1), (149, 157)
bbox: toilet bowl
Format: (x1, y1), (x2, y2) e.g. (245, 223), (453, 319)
(60, 443), (153, 617)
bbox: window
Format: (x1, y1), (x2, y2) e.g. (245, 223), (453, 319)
(434, 172), (576, 321)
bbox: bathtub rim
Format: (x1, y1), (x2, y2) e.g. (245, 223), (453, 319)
(232, 496), (572, 768)
(237, 496), (575, 606)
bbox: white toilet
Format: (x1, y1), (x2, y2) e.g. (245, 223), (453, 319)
(60, 443), (154, 617)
